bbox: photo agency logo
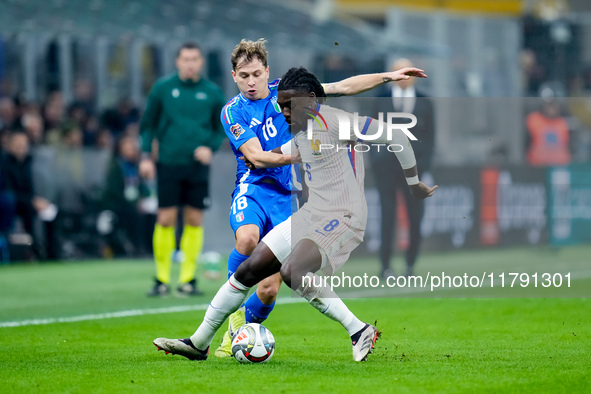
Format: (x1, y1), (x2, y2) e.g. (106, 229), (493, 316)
(305, 108), (418, 153)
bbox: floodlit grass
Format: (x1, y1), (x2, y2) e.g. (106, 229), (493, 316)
(1, 246), (589, 393)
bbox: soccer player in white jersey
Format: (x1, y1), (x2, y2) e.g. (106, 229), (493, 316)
(153, 67), (437, 362)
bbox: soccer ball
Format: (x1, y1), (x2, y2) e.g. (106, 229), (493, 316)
(231, 323), (275, 363)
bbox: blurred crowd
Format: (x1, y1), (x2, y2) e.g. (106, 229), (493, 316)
(0, 79), (156, 262)
(3, 2), (591, 262)
(0, 80), (139, 151)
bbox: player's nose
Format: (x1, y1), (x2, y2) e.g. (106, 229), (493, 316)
(282, 108), (290, 120)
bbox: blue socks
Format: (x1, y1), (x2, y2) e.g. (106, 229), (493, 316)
(244, 292), (275, 324)
(227, 248), (249, 278)
(227, 248), (276, 323)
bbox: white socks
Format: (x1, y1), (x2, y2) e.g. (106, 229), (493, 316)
(189, 275), (250, 350)
(188, 272), (366, 350)
(297, 273), (366, 336)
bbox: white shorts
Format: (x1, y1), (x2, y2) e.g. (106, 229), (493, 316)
(262, 207), (365, 276)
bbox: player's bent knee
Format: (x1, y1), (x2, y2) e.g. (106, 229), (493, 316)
(235, 243), (282, 288)
(257, 276), (281, 299)
(235, 229), (259, 255)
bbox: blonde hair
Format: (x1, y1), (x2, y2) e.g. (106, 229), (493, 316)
(231, 38), (268, 71)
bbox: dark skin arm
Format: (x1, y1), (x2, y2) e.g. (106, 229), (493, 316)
(403, 165), (438, 199)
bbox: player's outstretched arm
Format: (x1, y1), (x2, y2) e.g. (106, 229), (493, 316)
(238, 138), (293, 169)
(322, 67), (427, 96)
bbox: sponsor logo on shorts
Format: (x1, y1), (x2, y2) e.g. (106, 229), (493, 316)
(230, 124), (245, 140)
(236, 211), (244, 222)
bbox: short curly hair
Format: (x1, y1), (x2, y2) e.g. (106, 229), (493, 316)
(278, 67), (326, 100)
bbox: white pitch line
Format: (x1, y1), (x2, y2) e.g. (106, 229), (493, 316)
(2, 270), (589, 328)
(0, 297), (306, 328)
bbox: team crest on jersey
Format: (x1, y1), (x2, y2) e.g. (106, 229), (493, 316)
(235, 211), (244, 222)
(311, 138), (322, 156)
(271, 97), (281, 113)
(230, 124), (245, 140)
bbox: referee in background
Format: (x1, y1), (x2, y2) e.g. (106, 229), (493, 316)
(140, 42), (226, 297)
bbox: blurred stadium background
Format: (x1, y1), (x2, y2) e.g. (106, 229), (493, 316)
(0, 0), (590, 264)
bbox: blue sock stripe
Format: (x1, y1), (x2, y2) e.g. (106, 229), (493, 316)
(227, 248), (250, 279)
(244, 292), (276, 324)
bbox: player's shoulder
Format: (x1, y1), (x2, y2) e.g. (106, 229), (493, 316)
(268, 78), (281, 92)
(221, 94), (248, 125)
(223, 94), (247, 112)
(153, 73), (178, 87)
(318, 104), (351, 122)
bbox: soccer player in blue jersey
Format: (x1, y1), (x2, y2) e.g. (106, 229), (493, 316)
(214, 39), (427, 357)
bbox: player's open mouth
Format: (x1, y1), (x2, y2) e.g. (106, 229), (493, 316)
(248, 90), (256, 95)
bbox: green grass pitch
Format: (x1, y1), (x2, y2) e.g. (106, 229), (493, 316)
(0, 245), (589, 393)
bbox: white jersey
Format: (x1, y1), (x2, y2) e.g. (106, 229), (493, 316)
(293, 104), (371, 230)
(263, 103), (417, 274)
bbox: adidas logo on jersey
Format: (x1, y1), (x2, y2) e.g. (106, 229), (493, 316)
(250, 118), (262, 128)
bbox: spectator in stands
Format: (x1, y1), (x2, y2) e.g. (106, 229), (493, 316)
(21, 112), (45, 147)
(71, 79), (96, 117)
(95, 127), (115, 151)
(101, 97), (140, 137)
(0, 128), (10, 152)
(0, 97), (18, 130)
(526, 99), (571, 166)
(100, 133), (148, 256)
(0, 152), (16, 248)
(68, 102), (102, 147)
(68, 102), (90, 130)
(43, 91), (65, 136)
(82, 115), (101, 147)
(1, 131), (58, 260)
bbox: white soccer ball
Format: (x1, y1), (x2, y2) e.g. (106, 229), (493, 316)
(231, 323), (275, 363)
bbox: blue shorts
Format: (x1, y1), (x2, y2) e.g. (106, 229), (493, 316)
(229, 182), (293, 238)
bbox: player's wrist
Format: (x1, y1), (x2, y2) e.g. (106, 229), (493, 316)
(381, 72), (394, 84)
(406, 175), (419, 186)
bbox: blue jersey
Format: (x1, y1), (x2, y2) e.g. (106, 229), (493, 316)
(221, 79), (292, 194)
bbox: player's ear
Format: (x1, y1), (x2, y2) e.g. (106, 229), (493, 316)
(231, 70), (237, 82)
(307, 92), (316, 107)
(265, 66), (269, 78)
